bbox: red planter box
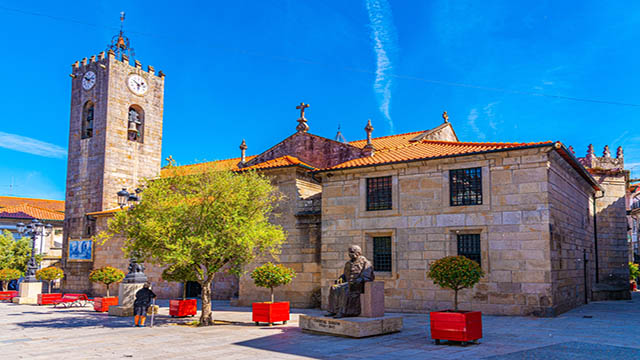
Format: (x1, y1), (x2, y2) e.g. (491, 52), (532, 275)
(252, 302), (289, 326)
(631, 282), (637, 292)
(0, 291), (18, 301)
(38, 293), (63, 305)
(170, 299), (197, 317)
(93, 297), (118, 312)
(430, 311), (482, 344)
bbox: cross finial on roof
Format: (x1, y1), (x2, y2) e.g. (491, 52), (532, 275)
(335, 125), (347, 143)
(296, 102), (310, 133)
(164, 155), (175, 166)
(442, 111), (449, 123)
(108, 11), (135, 61)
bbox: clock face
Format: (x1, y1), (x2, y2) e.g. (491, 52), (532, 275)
(127, 74), (148, 95)
(82, 71), (96, 90)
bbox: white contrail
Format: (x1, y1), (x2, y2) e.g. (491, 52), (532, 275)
(0, 131), (67, 158)
(365, 0), (398, 133)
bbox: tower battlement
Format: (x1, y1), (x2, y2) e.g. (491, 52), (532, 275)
(71, 50), (164, 78)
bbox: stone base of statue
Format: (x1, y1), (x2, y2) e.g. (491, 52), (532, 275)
(13, 281), (42, 305)
(299, 314), (403, 338)
(108, 282), (144, 317)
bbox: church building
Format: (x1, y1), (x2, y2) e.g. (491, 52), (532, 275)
(62, 28), (630, 317)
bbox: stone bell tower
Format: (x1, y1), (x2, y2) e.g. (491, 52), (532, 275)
(62, 13), (165, 292)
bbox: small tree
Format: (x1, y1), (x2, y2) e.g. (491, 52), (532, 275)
(98, 168), (286, 326)
(0, 268), (22, 291)
(251, 262), (296, 303)
(162, 265), (198, 300)
(89, 266), (125, 297)
(0, 230), (42, 273)
(630, 262), (640, 282)
(427, 256), (484, 311)
(36, 267), (64, 293)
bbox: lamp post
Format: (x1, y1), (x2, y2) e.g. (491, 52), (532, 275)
(16, 219), (53, 282)
(116, 188), (147, 283)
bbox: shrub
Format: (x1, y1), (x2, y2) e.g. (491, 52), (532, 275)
(36, 267), (64, 293)
(250, 262), (296, 303)
(427, 256), (484, 311)
(89, 266), (125, 297)
(630, 262), (640, 282)
(0, 268), (21, 291)
(162, 265), (198, 300)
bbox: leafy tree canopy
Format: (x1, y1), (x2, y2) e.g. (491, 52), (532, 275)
(251, 262), (296, 303)
(0, 268), (22, 281)
(98, 167), (286, 325)
(427, 256), (484, 311)
(630, 262), (640, 281)
(36, 266), (64, 281)
(0, 230), (42, 273)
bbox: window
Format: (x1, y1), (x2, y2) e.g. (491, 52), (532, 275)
(81, 102), (94, 139)
(450, 167), (482, 206)
(457, 234), (481, 266)
(127, 106), (144, 143)
(373, 236), (392, 272)
(366, 176), (392, 211)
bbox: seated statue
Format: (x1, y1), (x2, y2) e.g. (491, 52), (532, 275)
(326, 245), (375, 318)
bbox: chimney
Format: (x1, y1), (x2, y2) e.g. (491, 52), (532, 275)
(239, 139), (247, 164)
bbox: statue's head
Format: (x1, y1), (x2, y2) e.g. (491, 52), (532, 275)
(348, 245), (362, 260)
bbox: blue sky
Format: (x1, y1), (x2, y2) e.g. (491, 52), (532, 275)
(0, 1), (638, 200)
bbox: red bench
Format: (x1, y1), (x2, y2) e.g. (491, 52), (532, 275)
(0, 291), (18, 302)
(53, 293), (92, 308)
(38, 293), (63, 305)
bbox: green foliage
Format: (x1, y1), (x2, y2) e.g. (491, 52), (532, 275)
(0, 230), (42, 273)
(0, 268), (22, 281)
(36, 266), (64, 294)
(36, 266), (64, 281)
(630, 262), (640, 281)
(89, 266), (125, 297)
(162, 264), (198, 300)
(251, 262), (296, 302)
(427, 256), (484, 311)
(98, 167), (286, 325)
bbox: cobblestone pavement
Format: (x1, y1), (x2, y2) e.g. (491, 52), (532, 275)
(1, 293), (639, 359)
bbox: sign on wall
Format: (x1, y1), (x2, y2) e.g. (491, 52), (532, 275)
(68, 239), (93, 261)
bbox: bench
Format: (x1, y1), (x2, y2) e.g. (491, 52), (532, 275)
(53, 293), (92, 308)
(360, 281), (385, 318)
(0, 291), (18, 302)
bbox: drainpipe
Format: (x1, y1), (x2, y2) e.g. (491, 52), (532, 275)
(593, 191), (605, 283)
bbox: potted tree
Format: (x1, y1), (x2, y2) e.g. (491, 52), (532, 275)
(36, 267), (64, 305)
(630, 262), (639, 292)
(250, 262), (296, 326)
(89, 266), (125, 312)
(162, 265), (198, 317)
(427, 256), (484, 345)
(0, 268), (21, 301)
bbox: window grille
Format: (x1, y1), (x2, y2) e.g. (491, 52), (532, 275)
(373, 236), (392, 272)
(450, 167), (482, 206)
(457, 234), (481, 266)
(366, 176), (392, 211)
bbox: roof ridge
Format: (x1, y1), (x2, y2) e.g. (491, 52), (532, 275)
(167, 155), (257, 169)
(0, 203), (63, 214)
(349, 129), (428, 144)
(420, 139), (554, 146)
(0, 195), (64, 202)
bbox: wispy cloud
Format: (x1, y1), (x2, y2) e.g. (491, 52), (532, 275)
(483, 101), (500, 131)
(467, 108), (486, 140)
(0, 131), (66, 159)
(365, 0), (398, 133)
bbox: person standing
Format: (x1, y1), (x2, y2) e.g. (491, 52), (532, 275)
(133, 282), (156, 327)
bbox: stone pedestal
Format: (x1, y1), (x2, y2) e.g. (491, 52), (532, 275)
(108, 282), (144, 317)
(299, 315), (402, 338)
(360, 281), (385, 318)
(13, 281), (42, 305)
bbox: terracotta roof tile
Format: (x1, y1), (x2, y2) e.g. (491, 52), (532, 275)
(319, 139), (554, 171)
(0, 204), (64, 221)
(349, 130), (427, 150)
(86, 207), (125, 217)
(161, 155), (314, 177)
(0, 196), (64, 213)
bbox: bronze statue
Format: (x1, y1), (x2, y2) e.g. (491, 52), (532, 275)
(326, 245), (375, 318)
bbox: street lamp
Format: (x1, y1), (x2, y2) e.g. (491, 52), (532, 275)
(16, 219), (53, 282)
(116, 188), (147, 283)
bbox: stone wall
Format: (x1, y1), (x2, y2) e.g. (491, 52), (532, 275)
(235, 167), (322, 308)
(320, 146), (594, 316)
(547, 151), (595, 314)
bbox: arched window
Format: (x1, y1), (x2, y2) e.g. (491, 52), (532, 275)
(127, 105), (144, 143)
(81, 101), (94, 139)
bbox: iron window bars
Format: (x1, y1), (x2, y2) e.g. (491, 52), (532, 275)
(457, 233), (481, 266)
(367, 176), (392, 211)
(450, 167), (482, 206)
(373, 236), (392, 272)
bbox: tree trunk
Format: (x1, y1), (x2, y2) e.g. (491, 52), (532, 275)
(182, 282), (187, 300)
(200, 280), (214, 326)
(1, 281), (7, 292)
(270, 287), (274, 303)
(48, 280), (52, 294)
(106, 284), (110, 297)
(454, 289), (458, 311)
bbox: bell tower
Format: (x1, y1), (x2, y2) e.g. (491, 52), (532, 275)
(62, 13), (165, 292)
